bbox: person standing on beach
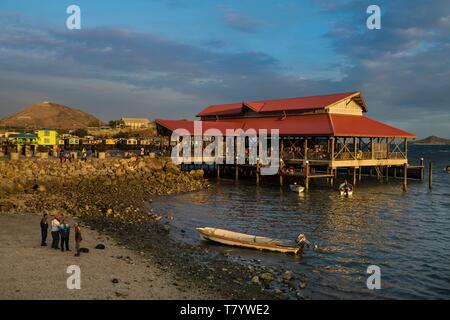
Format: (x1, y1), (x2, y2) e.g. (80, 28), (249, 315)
(50, 215), (61, 249)
(59, 218), (71, 252)
(81, 149), (88, 162)
(74, 223), (82, 257)
(40, 213), (49, 246)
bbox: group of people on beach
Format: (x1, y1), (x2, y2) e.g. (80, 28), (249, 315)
(40, 213), (83, 256)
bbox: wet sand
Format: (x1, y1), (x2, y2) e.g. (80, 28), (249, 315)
(0, 213), (214, 300)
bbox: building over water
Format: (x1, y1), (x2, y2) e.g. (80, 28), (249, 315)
(156, 92), (417, 189)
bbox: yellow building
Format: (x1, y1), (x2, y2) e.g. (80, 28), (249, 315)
(120, 117), (152, 129)
(37, 129), (58, 146)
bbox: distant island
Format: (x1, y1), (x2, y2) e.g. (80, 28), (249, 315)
(411, 136), (450, 145)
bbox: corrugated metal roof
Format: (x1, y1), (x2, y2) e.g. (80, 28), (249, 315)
(197, 92), (365, 117)
(156, 119), (242, 136)
(156, 114), (415, 138)
(329, 114), (416, 138)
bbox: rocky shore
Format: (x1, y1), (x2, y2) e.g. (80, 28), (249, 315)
(0, 157), (282, 299)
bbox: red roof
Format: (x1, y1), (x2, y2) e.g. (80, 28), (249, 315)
(329, 114), (416, 138)
(157, 114), (415, 138)
(197, 92), (366, 117)
(156, 119), (242, 136)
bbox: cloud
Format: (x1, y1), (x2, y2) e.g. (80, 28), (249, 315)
(222, 9), (268, 33)
(0, 1), (450, 138)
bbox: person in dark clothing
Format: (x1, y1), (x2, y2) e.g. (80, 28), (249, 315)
(40, 213), (49, 246)
(59, 218), (71, 252)
(74, 223), (82, 257)
(295, 234), (312, 252)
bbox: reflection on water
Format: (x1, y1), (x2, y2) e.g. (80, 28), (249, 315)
(151, 145), (450, 299)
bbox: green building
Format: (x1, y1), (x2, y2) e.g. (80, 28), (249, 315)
(8, 133), (38, 145)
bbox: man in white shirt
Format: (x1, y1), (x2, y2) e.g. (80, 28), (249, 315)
(51, 216), (61, 249)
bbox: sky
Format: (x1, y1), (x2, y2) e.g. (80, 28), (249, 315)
(0, 0), (449, 138)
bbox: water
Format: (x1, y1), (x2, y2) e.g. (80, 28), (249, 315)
(151, 145), (450, 299)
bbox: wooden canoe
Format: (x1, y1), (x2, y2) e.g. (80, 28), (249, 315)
(196, 227), (300, 254)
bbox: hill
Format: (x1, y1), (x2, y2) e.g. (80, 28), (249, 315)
(0, 101), (103, 130)
(411, 136), (450, 145)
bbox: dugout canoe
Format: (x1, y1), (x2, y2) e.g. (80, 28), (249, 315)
(196, 227), (300, 254)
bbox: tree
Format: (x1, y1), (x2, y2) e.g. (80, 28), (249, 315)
(88, 119), (102, 128)
(108, 120), (121, 128)
(113, 131), (128, 139)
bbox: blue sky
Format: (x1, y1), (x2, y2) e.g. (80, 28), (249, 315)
(1, 0), (449, 137)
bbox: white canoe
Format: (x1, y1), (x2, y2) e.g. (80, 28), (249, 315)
(290, 184), (305, 193)
(196, 227), (300, 254)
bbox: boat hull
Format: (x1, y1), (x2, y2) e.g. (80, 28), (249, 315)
(290, 185), (305, 193)
(339, 189), (353, 196)
(197, 227), (300, 254)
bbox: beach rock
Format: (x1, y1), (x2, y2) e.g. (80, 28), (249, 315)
(283, 271), (294, 281)
(163, 224), (171, 233)
(164, 161), (180, 174)
(299, 279), (307, 289)
(189, 169), (204, 180)
(112, 278), (120, 284)
(296, 291), (306, 300)
(259, 272), (273, 282)
(251, 276), (261, 285)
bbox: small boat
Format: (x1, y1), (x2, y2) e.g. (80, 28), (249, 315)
(339, 182), (353, 196)
(196, 227), (301, 254)
(289, 183), (305, 193)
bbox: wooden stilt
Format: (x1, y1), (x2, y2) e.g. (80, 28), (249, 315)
(256, 163), (260, 185)
(280, 139), (284, 186)
(429, 162), (433, 190)
(305, 161), (309, 191)
(217, 164), (220, 178)
(386, 166), (389, 182)
(353, 167), (357, 186)
(403, 163), (408, 192)
(420, 158), (424, 181)
(235, 164), (239, 180)
(358, 167), (362, 182)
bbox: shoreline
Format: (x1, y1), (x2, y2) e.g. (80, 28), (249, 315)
(0, 157), (280, 300)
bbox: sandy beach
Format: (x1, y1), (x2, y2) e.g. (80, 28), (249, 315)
(0, 213), (213, 300)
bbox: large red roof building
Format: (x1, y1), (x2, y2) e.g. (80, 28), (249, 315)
(156, 92), (416, 181)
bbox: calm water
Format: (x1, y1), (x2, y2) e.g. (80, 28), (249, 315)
(152, 145), (450, 299)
